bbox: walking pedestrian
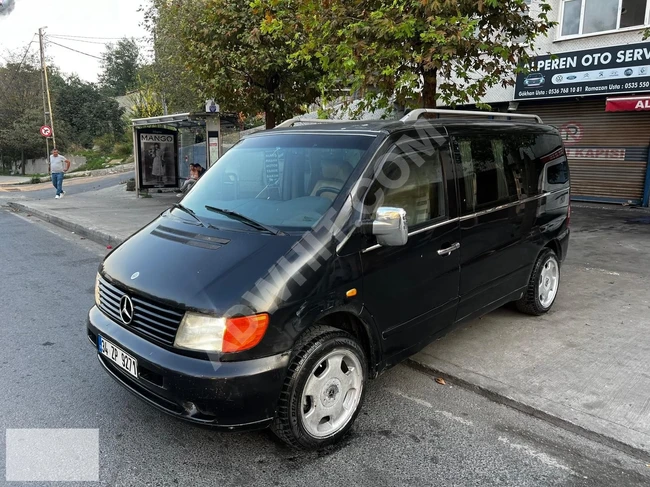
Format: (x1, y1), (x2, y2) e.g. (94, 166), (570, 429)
(49, 148), (71, 199)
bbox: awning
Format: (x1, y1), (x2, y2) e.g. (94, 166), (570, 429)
(605, 95), (650, 112)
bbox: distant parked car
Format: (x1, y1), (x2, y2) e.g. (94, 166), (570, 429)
(524, 72), (546, 87)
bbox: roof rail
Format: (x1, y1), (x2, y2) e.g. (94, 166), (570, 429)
(401, 109), (543, 124)
(275, 117), (348, 129)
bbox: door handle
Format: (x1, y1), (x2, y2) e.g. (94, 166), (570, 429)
(438, 242), (460, 256)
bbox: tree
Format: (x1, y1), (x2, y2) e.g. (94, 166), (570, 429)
(148, 0), (323, 128)
(99, 38), (141, 97)
(0, 53), (45, 174)
(131, 74), (165, 118)
(258, 0), (554, 113)
(51, 74), (126, 148)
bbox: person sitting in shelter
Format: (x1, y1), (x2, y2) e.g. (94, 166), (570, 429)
(178, 163), (204, 196)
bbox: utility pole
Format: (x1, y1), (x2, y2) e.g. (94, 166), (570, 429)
(38, 27), (56, 160)
(38, 28), (50, 168)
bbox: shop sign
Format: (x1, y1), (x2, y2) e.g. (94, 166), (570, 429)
(515, 42), (650, 101)
(605, 96), (650, 112)
(565, 148), (626, 161)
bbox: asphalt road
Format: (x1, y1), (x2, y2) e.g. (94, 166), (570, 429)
(1, 208), (649, 487)
(5, 172), (134, 200)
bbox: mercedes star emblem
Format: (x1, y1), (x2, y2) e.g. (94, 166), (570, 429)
(131, 272), (140, 280)
(120, 295), (134, 325)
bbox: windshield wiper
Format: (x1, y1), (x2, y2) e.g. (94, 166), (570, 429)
(172, 203), (209, 228)
(204, 205), (286, 235)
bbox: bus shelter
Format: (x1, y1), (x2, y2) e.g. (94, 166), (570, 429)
(130, 113), (223, 198)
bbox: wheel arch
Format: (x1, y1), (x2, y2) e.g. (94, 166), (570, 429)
(544, 238), (562, 262)
(306, 309), (381, 378)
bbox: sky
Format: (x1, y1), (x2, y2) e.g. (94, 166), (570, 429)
(0, 0), (148, 82)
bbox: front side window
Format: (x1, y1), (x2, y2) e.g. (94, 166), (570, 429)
(561, 0), (649, 37)
(180, 134), (375, 231)
(365, 141), (447, 228)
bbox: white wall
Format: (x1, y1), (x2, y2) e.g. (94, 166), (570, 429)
(479, 0), (650, 104)
(11, 156), (87, 175)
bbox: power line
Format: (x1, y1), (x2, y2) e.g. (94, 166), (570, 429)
(45, 36), (112, 45)
(45, 39), (104, 60)
(47, 34), (130, 41)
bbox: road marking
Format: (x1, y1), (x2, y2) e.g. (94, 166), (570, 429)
(387, 389), (474, 426)
(584, 267), (620, 276)
(498, 437), (578, 475)
(388, 389), (433, 408)
(435, 410), (474, 426)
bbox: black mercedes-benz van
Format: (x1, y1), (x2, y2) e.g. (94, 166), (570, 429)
(88, 110), (570, 449)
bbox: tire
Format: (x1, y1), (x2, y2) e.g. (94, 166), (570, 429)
(271, 325), (367, 450)
(516, 248), (561, 316)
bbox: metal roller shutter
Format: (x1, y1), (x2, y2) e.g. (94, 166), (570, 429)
(518, 98), (650, 204)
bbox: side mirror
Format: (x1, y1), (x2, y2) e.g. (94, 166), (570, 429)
(372, 207), (408, 247)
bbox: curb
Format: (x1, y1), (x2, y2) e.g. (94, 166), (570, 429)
(406, 356), (650, 463)
(7, 202), (124, 248)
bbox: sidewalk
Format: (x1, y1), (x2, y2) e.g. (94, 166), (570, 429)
(6, 189), (650, 459)
(7, 184), (175, 246)
(0, 176), (31, 186)
(413, 205), (650, 460)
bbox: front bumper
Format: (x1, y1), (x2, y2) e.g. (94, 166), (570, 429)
(87, 305), (289, 430)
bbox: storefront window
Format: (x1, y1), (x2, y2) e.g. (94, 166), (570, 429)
(560, 0), (649, 37)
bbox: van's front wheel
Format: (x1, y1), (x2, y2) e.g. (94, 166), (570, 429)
(516, 248), (560, 315)
(271, 325), (367, 450)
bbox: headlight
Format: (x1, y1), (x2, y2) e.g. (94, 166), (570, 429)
(174, 312), (269, 353)
(95, 273), (101, 307)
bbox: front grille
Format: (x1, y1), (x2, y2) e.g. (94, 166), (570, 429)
(98, 277), (184, 347)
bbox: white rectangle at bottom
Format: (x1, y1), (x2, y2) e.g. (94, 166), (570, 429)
(6, 429), (99, 482)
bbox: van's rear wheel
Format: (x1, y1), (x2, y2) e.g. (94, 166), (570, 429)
(516, 248), (560, 316)
(271, 325), (367, 450)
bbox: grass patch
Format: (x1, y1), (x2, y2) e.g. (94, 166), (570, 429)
(71, 150), (129, 173)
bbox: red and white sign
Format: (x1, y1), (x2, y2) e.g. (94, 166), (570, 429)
(605, 96), (650, 112)
(559, 122), (583, 144)
(40, 125), (52, 137)
(566, 147), (626, 160)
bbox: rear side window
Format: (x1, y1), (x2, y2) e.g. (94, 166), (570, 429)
(365, 140), (447, 227)
(454, 130), (568, 215)
(519, 133), (569, 191)
(455, 135), (522, 214)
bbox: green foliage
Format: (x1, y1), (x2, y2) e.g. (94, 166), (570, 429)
(114, 141), (133, 159)
(257, 0), (555, 113)
(99, 38), (141, 97)
(94, 133), (116, 154)
(147, 0), (323, 127)
(0, 53), (46, 173)
(50, 74), (126, 149)
(131, 76), (165, 118)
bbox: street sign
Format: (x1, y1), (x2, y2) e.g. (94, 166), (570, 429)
(40, 125), (52, 137)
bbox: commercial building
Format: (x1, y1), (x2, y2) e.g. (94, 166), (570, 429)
(479, 0), (650, 206)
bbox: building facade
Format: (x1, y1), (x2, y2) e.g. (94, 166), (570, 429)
(480, 0), (650, 206)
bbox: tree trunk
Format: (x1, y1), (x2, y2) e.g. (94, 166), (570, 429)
(265, 110), (276, 130)
(21, 149), (26, 175)
(422, 68), (438, 108)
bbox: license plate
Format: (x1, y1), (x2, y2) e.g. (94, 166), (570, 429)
(98, 336), (138, 379)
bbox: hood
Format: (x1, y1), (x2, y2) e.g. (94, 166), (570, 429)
(100, 211), (302, 314)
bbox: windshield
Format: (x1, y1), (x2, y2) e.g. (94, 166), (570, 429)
(181, 133), (376, 232)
